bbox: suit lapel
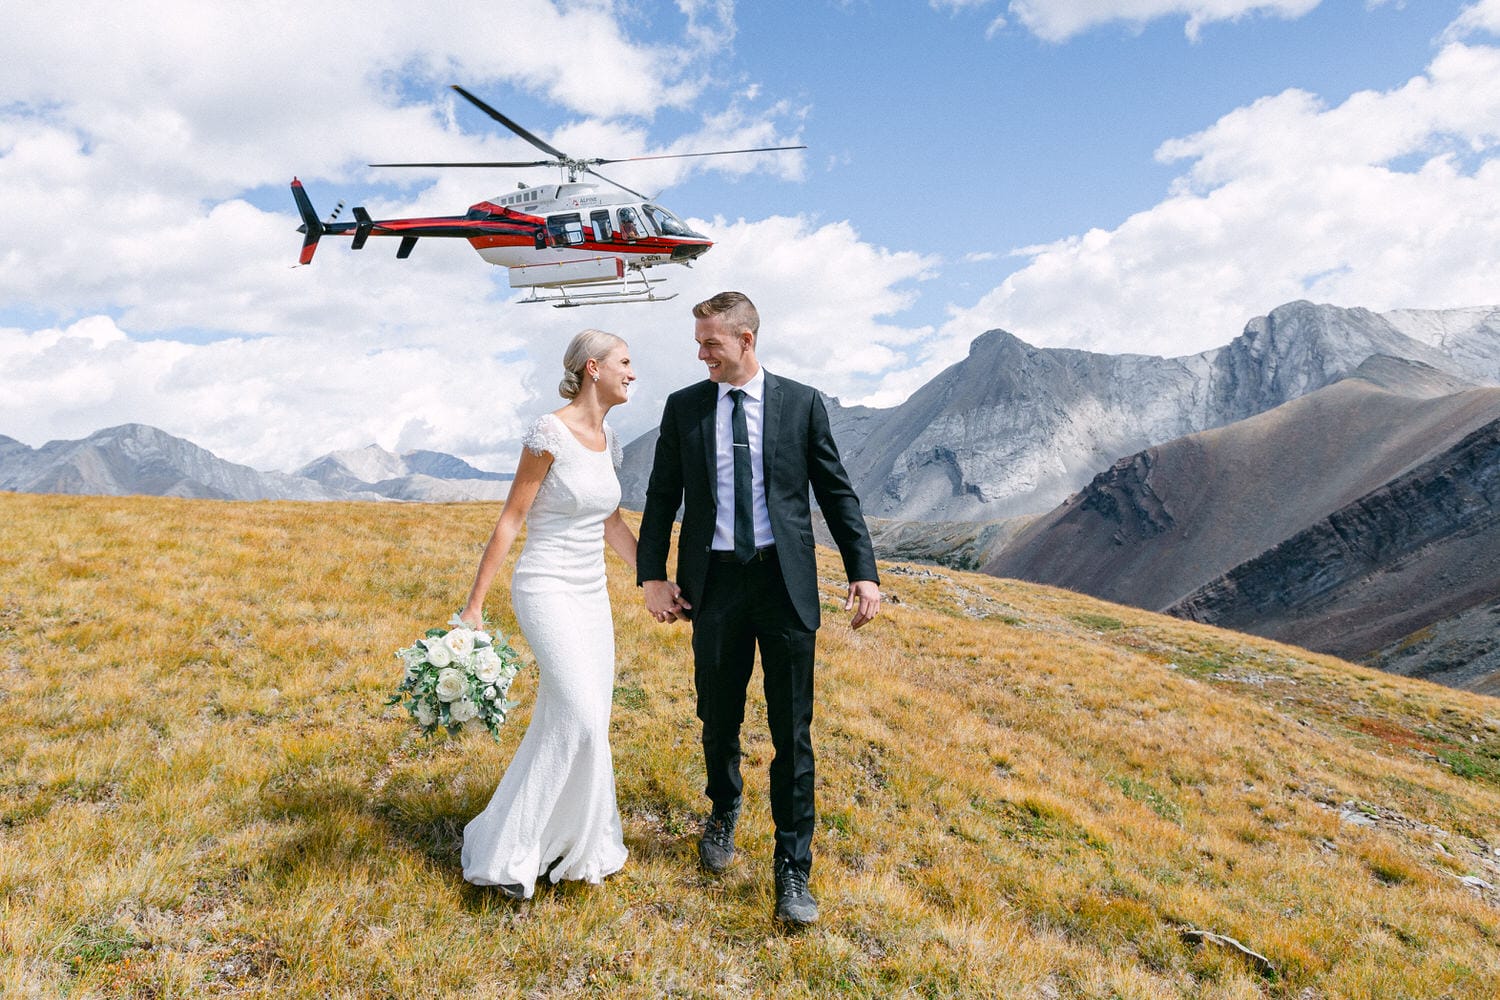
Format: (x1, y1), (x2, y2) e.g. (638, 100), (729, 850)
(762, 370), (782, 486)
(696, 381), (718, 505)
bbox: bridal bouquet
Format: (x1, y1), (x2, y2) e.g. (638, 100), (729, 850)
(388, 615), (525, 739)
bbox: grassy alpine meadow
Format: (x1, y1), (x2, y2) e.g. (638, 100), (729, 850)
(2, 491), (1499, 999)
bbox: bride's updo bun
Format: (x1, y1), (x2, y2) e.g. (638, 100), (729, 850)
(558, 328), (625, 399)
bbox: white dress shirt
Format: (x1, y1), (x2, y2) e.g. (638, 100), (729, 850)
(713, 367), (775, 551)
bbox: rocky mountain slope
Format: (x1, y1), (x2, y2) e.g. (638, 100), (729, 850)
(1169, 417), (1500, 693)
(0, 426), (511, 502)
(984, 359), (1499, 605)
(981, 360), (1500, 692)
(856, 301), (1500, 521)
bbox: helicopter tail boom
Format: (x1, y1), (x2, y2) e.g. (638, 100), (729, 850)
(290, 178), (324, 265)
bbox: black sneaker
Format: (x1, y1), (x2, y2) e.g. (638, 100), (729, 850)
(773, 857), (818, 925)
(698, 802), (741, 873)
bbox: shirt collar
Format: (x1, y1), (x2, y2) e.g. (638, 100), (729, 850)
(718, 366), (766, 402)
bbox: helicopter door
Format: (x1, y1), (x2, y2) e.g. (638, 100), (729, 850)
(546, 213), (586, 246)
(590, 210), (613, 241)
(617, 207), (643, 241)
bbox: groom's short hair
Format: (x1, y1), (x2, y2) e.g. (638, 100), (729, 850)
(693, 291), (760, 344)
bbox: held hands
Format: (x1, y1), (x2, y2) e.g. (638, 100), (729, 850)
(846, 580), (881, 630)
(644, 580), (692, 623)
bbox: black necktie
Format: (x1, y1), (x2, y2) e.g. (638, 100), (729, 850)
(729, 389), (755, 562)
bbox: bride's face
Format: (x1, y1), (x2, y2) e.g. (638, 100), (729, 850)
(592, 342), (636, 405)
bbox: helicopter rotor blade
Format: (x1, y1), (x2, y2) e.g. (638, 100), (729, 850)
(450, 85), (570, 162)
(369, 160), (556, 168)
(584, 166), (649, 201)
(592, 144), (807, 165)
(381, 87), (806, 195)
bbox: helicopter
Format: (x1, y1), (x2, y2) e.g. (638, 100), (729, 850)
(291, 85), (804, 306)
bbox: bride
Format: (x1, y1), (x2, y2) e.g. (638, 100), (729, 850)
(457, 329), (638, 899)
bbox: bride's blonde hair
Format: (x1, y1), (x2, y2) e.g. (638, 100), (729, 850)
(559, 329), (625, 399)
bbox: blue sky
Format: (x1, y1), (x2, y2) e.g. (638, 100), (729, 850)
(708, 2), (1453, 249)
(2, 1), (1498, 471)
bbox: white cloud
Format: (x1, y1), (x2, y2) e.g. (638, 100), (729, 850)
(675, 216), (938, 396)
(939, 33), (1500, 358)
(960, 0), (1324, 41)
(1444, 0), (1500, 40)
(0, 315), (545, 472)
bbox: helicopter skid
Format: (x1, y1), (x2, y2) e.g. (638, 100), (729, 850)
(516, 269), (676, 308)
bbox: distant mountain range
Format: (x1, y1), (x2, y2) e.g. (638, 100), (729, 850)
(7, 299), (1498, 689)
(619, 301), (1500, 521)
(293, 444), (511, 501)
(0, 425), (511, 502)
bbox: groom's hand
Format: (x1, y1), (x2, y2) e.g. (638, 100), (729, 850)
(644, 579), (691, 623)
(846, 580), (881, 630)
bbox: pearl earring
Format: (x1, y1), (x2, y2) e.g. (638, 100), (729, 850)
(592, 374), (600, 382)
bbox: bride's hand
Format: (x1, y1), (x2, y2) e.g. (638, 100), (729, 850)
(455, 608), (482, 630)
(643, 580), (689, 623)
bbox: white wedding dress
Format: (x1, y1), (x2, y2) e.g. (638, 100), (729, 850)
(461, 412), (628, 896)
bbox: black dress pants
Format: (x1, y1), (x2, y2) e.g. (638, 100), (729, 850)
(691, 553), (817, 872)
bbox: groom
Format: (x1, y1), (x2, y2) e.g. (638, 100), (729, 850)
(638, 290), (880, 925)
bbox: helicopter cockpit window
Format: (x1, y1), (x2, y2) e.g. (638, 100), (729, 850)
(643, 204), (697, 238)
(547, 213), (586, 246)
(617, 207), (643, 241)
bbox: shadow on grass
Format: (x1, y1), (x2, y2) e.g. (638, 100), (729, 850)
(252, 760), (773, 920)
(255, 770), (466, 882)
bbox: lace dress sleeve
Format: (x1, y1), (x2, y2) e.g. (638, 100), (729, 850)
(522, 414), (567, 458)
(606, 422), (623, 469)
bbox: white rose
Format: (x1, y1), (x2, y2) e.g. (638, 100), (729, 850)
(434, 668), (467, 703)
(421, 638), (453, 668)
(414, 701), (437, 727)
(483, 685), (497, 700)
(450, 699), (479, 723)
(474, 647), (503, 683)
(443, 629), (476, 660)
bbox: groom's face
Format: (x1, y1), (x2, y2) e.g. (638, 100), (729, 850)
(695, 314), (756, 386)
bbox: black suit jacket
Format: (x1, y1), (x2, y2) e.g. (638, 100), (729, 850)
(637, 371), (878, 631)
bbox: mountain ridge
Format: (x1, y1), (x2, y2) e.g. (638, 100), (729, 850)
(618, 300), (1500, 521)
(0, 425), (511, 503)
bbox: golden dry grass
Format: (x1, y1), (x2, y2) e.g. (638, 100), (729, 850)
(1, 491), (1498, 999)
